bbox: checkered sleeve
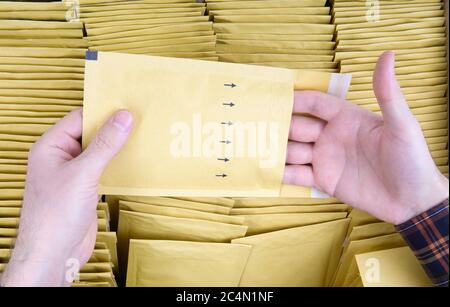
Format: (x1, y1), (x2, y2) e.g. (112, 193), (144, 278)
(396, 199), (449, 287)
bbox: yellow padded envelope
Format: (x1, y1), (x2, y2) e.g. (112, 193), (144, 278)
(232, 218), (350, 286)
(83, 51), (294, 197)
(126, 240), (252, 287)
(117, 209), (248, 276)
(119, 200), (244, 225)
(239, 212), (348, 236)
(355, 247), (433, 287)
(333, 233), (407, 286)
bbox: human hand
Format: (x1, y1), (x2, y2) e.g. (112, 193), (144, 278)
(0, 108), (133, 287)
(284, 51), (449, 225)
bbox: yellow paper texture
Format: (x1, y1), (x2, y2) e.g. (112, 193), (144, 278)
(82, 11), (204, 25)
(0, 72), (84, 81)
(233, 197), (340, 207)
(118, 196), (231, 215)
(91, 36), (216, 52)
(88, 30), (214, 46)
(0, 1), (68, 11)
(126, 240), (251, 287)
(71, 281), (112, 287)
(213, 23), (335, 35)
(334, 5), (442, 17)
(335, 46), (446, 61)
(0, 80), (83, 91)
(232, 219), (350, 286)
(0, 29), (84, 39)
(80, 7), (205, 19)
(174, 197), (234, 207)
(336, 17), (445, 32)
(347, 222), (396, 242)
(0, 65), (84, 74)
(80, 262), (113, 273)
(333, 233), (407, 286)
(0, 11), (68, 21)
(0, 57), (84, 67)
(239, 212), (347, 236)
(117, 209), (248, 274)
(217, 39), (335, 51)
(0, 20), (83, 30)
(337, 27), (445, 41)
(117, 210), (248, 244)
(79, 3), (204, 14)
(334, 11), (443, 25)
(86, 22), (213, 41)
(230, 204), (349, 214)
(83, 51), (294, 197)
(356, 247), (433, 287)
(96, 231), (118, 271)
(215, 15), (332, 24)
(85, 16), (210, 35)
(217, 46), (334, 56)
(206, 0), (327, 10)
(0, 38), (89, 48)
(119, 200), (244, 225)
(210, 7), (331, 16)
(0, 96), (82, 106)
(217, 33), (333, 42)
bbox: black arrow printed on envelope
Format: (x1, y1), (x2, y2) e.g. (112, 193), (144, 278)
(224, 83), (237, 88)
(218, 158), (230, 162)
(216, 174), (227, 178)
(221, 121), (233, 126)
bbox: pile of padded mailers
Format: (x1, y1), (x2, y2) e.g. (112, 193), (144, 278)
(331, 207), (432, 287)
(0, 1), (118, 287)
(111, 196), (350, 286)
(206, 0), (338, 71)
(70, 0), (218, 61)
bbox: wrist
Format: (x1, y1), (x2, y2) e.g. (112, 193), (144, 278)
(397, 174), (449, 225)
(1, 250), (70, 287)
(1, 234), (75, 287)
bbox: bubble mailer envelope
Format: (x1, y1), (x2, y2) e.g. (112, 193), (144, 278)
(83, 51), (351, 198)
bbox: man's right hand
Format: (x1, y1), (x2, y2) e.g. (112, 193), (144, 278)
(284, 51), (449, 225)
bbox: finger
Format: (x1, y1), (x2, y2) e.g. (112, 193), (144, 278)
(42, 108), (83, 141)
(373, 51), (416, 131)
(77, 110), (133, 174)
(283, 165), (315, 187)
(293, 91), (347, 121)
(286, 141), (313, 165)
(33, 108), (83, 157)
(289, 115), (325, 143)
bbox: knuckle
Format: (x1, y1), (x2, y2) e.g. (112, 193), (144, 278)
(94, 130), (114, 151)
(27, 141), (43, 161)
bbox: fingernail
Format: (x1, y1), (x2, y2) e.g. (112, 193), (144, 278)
(112, 110), (133, 131)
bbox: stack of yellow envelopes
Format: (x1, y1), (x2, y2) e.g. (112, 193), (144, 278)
(331, 207), (433, 287)
(206, 0), (337, 71)
(0, 3), (118, 287)
(333, 0), (448, 176)
(0, 1), (75, 22)
(117, 196), (352, 286)
(68, 0), (217, 61)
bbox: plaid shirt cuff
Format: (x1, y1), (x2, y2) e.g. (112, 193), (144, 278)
(396, 199), (449, 287)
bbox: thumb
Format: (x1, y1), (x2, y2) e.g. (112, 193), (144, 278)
(373, 51), (416, 131)
(78, 110), (133, 175)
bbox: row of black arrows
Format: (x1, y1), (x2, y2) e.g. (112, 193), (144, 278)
(216, 83), (237, 178)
